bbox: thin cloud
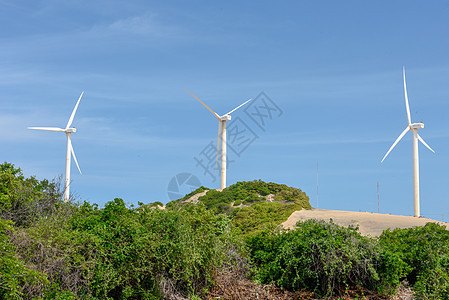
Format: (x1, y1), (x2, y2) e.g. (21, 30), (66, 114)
(107, 14), (183, 38)
(255, 131), (395, 147)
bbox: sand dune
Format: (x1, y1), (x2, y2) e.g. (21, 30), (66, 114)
(282, 208), (449, 236)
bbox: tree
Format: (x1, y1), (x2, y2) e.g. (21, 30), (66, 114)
(0, 162), (63, 227)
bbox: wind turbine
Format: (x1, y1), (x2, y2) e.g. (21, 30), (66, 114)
(381, 68), (434, 217)
(28, 92), (84, 202)
(184, 88), (251, 190)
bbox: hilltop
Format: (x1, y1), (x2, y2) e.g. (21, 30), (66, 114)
(166, 180), (312, 235)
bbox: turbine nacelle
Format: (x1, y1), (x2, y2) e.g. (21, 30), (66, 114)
(65, 127), (77, 133)
(220, 115), (231, 121)
(409, 123), (424, 130)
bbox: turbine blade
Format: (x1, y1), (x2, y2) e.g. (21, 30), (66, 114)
(403, 67), (412, 125)
(417, 134), (435, 153)
(66, 91), (84, 129)
(70, 143), (82, 174)
(28, 127), (65, 132)
(381, 126), (410, 163)
(225, 98), (252, 115)
(183, 88), (220, 120)
(215, 121), (222, 171)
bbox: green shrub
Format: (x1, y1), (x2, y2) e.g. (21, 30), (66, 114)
(247, 219), (398, 297)
(380, 222), (449, 299)
(0, 218), (52, 299)
(179, 180), (310, 215)
(151, 201), (163, 207)
(0, 162), (62, 227)
(19, 199), (237, 299)
(167, 180), (312, 237)
(231, 201), (298, 236)
(180, 186), (208, 201)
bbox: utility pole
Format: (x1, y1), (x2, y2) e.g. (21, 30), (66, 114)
(317, 161), (319, 208)
(377, 181), (380, 213)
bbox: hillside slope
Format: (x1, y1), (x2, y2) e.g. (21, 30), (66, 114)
(167, 180), (312, 235)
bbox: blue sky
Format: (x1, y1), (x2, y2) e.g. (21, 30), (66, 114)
(1, 0), (449, 220)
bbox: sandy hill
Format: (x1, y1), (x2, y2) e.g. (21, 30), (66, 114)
(282, 208), (449, 236)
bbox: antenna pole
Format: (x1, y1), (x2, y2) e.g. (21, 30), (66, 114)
(317, 161), (319, 208)
(377, 181), (380, 213)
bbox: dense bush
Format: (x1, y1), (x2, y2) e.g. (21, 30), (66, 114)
(231, 201), (300, 236)
(380, 222), (449, 299)
(15, 199), (238, 299)
(246, 219), (402, 297)
(201, 180), (310, 213)
(0, 218), (48, 299)
(0, 162), (62, 227)
(0, 163), (244, 299)
(229, 182), (311, 236)
(168, 180), (310, 214)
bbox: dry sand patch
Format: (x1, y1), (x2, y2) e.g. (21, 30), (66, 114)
(282, 208), (449, 236)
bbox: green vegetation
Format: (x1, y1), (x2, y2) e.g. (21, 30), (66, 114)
(247, 220), (398, 297)
(17, 200), (236, 299)
(0, 162), (61, 227)
(380, 222), (449, 299)
(168, 180), (312, 236)
(231, 201), (300, 235)
(247, 220), (449, 299)
(180, 186), (208, 201)
(0, 218), (50, 299)
(0, 162), (240, 299)
(2, 162), (449, 299)
(193, 180), (310, 213)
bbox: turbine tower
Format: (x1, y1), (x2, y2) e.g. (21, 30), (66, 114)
(28, 92), (84, 202)
(381, 68), (434, 217)
(184, 88), (251, 190)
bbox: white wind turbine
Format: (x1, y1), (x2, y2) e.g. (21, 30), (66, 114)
(28, 92), (84, 202)
(184, 88), (251, 190)
(381, 68), (435, 217)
